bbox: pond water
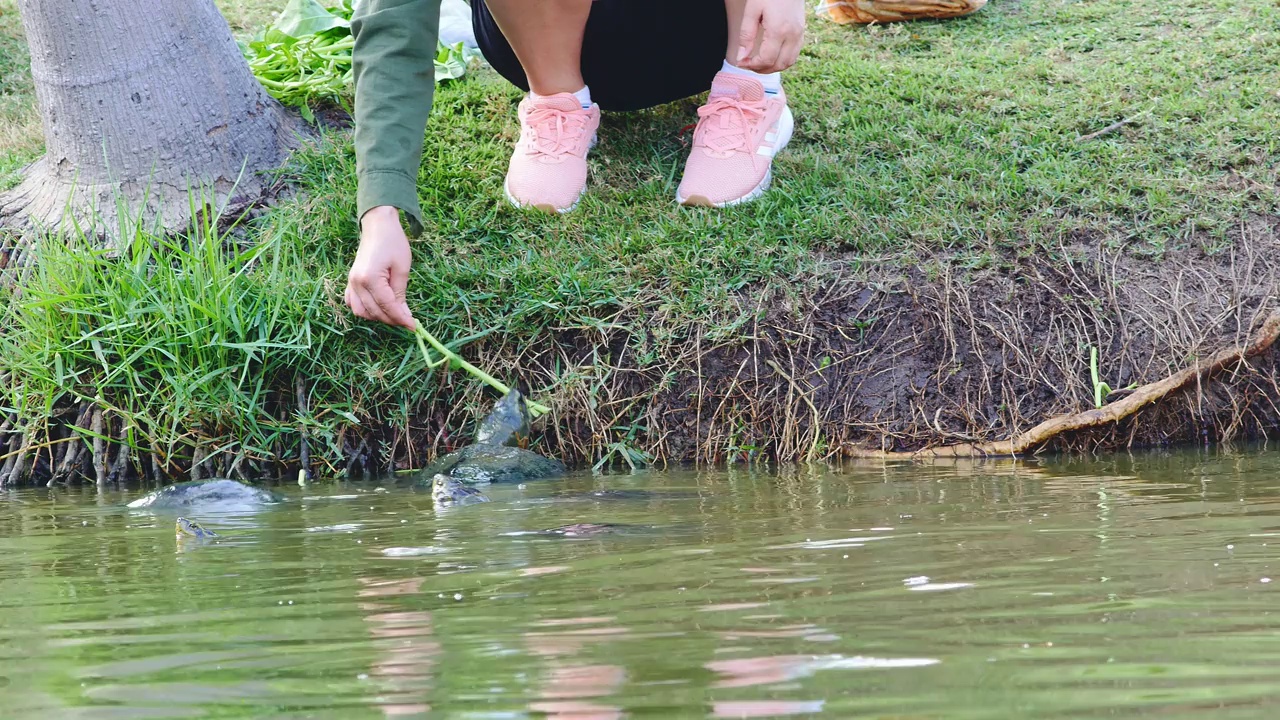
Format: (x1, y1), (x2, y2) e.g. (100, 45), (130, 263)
(3, 450), (1280, 718)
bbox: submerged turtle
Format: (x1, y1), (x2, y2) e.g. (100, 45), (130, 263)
(128, 479), (285, 509)
(546, 523), (630, 537)
(554, 489), (697, 502)
(420, 390), (565, 485)
(430, 475), (637, 537)
(175, 516), (218, 539)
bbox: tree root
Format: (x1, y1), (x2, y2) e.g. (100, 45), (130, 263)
(848, 311), (1280, 459)
(91, 408), (107, 488)
(108, 420), (132, 485)
(0, 162), (287, 252)
(6, 432), (32, 486)
(296, 376), (311, 483)
(52, 403), (93, 483)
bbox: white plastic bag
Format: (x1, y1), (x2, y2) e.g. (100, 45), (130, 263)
(440, 0), (477, 49)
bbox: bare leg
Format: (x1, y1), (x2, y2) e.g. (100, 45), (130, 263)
(723, 0), (752, 64)
(483, 0), (592, 95)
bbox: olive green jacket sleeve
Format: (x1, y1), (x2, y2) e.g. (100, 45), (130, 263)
(351, 0), (443, 234)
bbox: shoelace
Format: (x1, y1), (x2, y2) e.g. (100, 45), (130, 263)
(525, 106), (590, 158)
(696, 96), (768, 153)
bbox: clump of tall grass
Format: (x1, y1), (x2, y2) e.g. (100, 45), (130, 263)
(0, 206), (447, 485)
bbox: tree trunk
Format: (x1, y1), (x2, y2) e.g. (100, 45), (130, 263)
(0, 0), (302, 241)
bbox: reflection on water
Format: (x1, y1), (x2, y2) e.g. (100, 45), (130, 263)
(358, 576), (436, 716)
(4, 448), (1280, 717)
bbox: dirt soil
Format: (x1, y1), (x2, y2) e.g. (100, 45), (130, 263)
(522, 216), (1280, 466)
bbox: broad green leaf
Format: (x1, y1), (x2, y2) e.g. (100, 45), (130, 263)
(261, 27), (295, 45)
(274, 0), (349, 39)
(434, 41), (469, 83)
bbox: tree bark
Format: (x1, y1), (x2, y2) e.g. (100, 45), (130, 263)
(1, 0), (302, 241)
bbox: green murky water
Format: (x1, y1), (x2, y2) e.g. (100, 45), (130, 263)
(4, 450), (1280, 718)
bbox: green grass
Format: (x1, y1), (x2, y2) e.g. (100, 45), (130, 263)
(2, 218), (332, 469)
(218, 0), (287, 32)
(0, 0), (39, 191)
(1, 0), (1279, 477)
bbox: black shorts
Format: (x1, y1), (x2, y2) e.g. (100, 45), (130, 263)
(472, 0), (728, 112)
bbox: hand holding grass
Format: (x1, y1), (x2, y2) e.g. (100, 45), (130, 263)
(344, 215), (551, 416)
(345, 206), (415, 329)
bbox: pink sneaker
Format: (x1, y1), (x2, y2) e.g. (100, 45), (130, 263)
(677, 72), (794, 207)
(504, 93), (601, 213)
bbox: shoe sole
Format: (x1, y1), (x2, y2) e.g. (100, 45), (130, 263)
(677, 105), (795, 208)
(504, 134), (598, 214)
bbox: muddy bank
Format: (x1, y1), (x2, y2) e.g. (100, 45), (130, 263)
(521, 217), (1280, 464)
(4, 218), (1279, 486)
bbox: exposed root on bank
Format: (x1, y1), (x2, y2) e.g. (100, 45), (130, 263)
(91, 407), (106, 488)
(848, 311), (1280, 458)
(297, 376), (312, 483)
(0, 165), (291, 259)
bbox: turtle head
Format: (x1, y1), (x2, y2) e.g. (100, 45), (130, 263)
(431, 474), (491, 507)
(431, 473), (457, 494)
(175, 517), (216, 539)
(474, 389), (532, 448)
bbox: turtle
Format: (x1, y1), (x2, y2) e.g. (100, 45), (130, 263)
(553, 489), (697, 503)
(430, 474), (639, 537)
(127, 479), (286, 510)
(545, 522), (630, 537)
(419, 390), (565, 485)
(175, 516), (218, 539)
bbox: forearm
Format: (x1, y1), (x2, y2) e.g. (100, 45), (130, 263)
(351, 0), (443, 234)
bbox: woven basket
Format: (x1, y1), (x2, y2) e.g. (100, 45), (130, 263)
(817, 0), (988, 24)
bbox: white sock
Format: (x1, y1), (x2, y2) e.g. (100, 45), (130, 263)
(533, 85), (593, 108)
(720, 59), (782, 94)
